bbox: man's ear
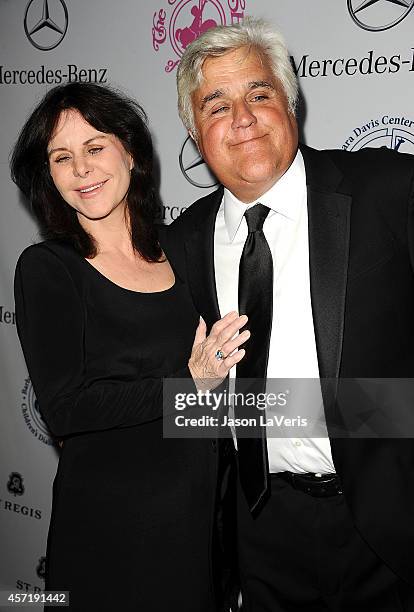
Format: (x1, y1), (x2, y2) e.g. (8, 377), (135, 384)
(189, 130), (202, 156)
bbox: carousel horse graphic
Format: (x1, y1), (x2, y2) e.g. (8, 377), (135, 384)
(175, 0), (218, 50)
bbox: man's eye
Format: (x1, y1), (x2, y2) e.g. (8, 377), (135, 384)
(251, 94), (268, 102)
(89, 147), (103, 155)
(211, 106), (228, 115)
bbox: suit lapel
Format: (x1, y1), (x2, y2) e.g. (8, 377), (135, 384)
(308, 189), (351, 382)
(300, 146), (352, 431)
(185, 187), (223, 331)
(301, 145), (352, 382)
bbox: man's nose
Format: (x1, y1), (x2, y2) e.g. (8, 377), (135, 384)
(231, 100), (257, 130)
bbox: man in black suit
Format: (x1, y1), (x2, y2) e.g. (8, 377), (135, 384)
(167, 17), (414, 611)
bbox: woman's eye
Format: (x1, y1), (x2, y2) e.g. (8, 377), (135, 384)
(88, 147), (103, 155)
(55, 156), (71, 164)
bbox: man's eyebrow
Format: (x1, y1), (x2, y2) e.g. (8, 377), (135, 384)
(200, 90), (225, 111)
(199, 81), (275, 111)
(48, 135), (107, 157)
(248, 80), (275, 90)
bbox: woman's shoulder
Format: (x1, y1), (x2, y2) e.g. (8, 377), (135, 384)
(156, 223), (187, 282)
(16, 239), (86, 295)
(155, 222), (169, 245)
(156, 222), (184, 261)
(18, 238), (83, 267)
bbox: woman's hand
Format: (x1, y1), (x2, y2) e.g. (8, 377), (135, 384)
(188, 311), (250, 391)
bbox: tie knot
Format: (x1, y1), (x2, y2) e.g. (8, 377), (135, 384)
(244, 203), (270, 233)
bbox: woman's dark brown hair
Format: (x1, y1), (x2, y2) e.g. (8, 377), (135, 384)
(10, 82), (162, 261)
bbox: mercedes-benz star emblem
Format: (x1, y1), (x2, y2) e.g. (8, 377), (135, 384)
(179, 135), (218, 189)
(348, 0), (414, 31)
(24, 0), (68, 51)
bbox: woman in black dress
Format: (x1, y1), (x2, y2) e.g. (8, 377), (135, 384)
(10, 83), (249, 611)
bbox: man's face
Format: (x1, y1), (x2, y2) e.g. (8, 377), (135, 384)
(192, 47), (298, 203)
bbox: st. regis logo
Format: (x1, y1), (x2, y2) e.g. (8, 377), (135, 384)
(152, 0), (246, 73)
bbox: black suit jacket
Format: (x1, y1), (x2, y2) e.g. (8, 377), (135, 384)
(164, 144), (414, 587)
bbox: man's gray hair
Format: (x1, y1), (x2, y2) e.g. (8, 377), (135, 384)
(177, 17), (299, 136)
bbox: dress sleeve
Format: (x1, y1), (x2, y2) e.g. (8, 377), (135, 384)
(14, 245), (192, 438)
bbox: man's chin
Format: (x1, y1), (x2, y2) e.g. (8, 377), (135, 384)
(226, 174), (278, 203)
(239, 167), (278, 189)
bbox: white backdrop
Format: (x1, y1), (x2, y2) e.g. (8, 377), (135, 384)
(1, 0), (413, 602)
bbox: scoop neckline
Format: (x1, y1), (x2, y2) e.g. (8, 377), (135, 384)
(81, 257), (177, 295)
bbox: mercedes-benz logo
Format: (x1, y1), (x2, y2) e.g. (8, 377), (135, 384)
(179, 135), (218, 189)
(24, 0), (68, 51)
(348, 0), (414, 32)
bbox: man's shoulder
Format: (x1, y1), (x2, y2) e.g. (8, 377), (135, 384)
(170, 186), (224, 234)
(302, 144), (414, 199)
(313, 145), (413, 176)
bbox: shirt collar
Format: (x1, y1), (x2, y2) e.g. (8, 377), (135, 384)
(223, 149), (305, 242)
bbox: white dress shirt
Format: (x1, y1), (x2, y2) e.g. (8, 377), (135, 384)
(214, 150), (335, 474)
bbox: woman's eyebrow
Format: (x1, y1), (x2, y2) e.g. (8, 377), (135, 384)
(48, 135), (107, 156)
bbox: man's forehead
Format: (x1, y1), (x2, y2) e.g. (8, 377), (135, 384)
(195, 47), (275, 98)
(201, 46), (272, 77)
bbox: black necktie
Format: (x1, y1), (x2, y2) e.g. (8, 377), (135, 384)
(235, 203), (273, 514)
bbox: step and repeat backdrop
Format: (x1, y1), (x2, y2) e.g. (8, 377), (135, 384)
(1, 0), (413, 601)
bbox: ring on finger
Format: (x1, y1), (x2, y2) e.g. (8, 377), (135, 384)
(215, 349), (225, 361)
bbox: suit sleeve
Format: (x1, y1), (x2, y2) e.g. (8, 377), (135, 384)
(14, 246), (192, 438)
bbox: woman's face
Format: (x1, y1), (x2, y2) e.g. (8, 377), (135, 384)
(48, 110), (133, 222)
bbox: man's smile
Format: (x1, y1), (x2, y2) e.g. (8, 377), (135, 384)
(230, 134), (268, 147)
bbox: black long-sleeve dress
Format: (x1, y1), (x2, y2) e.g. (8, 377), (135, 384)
(14, 239), (218, 612)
